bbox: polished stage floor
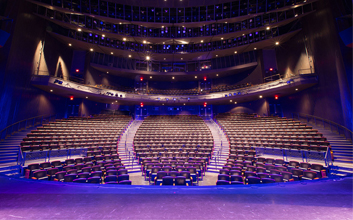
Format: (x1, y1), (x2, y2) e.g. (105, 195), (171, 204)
(0, 176), (352, 220)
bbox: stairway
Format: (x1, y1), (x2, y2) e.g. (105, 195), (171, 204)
(204, 118), (229, 173)
(117, 119), (144, 173)
(0, 128), (32, 176)
(302, 122), (353, 176)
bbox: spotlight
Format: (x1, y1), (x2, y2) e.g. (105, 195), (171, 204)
(90, 48), (93, 51)
(295, 88), (298, 91)
(68, 43), (72, 46)
(146, 56), (150, 60)
(172, 76), (175, 79)
(266, 27), (270, 30)
(221, 38), (223, 40)
(143, 40), (146, 44)
(107, 72), (109, 74)
(254, 48), (257, 50)
(111, 52), (113, 54)
(50, 90), (53, 92)
(201, 40), (203, 43)
(183, 103), (185, 105)
(77, 28), (82, 32)
(230, 100), (232, 102)
(86, 97), (88, 99)
(269, 68), (273, 71)
(259, 95), (263, 98)
(128, 55), (131, 58)
(123, 38), (126, 41)
(150, 76), (152, 79)
(276, 42), (279, 45)
(234, 51), (237, 54)
(102, 34), (105, 37)
(216, 74), (219, 76)
(195, 76), (197, 79)
(234, 102), (237, 104)
(70, 96), (74, 100)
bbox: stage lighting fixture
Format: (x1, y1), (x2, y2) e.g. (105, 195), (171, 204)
(269, 68), (273, 71)
(275, 95), (279, 100)
(146, 56), (150, 60)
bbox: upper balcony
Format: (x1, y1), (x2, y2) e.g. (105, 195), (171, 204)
(33, 2), (316, 44)
(28, 0), (318, 28)
(48, 21), (301, 61)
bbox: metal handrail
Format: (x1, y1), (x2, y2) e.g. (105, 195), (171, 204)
(0, 114), (57, 141)
(298, 67), (313, 75)
(292, 113), (352, 142)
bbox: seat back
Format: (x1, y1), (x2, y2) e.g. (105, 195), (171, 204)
(303, 170), (317, 179)
(175, 176), (186, 185)
(162, 176), (174, 185)
(247, 176), (261, 184)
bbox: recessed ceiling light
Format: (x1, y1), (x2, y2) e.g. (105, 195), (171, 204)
(259, 95), (263, 98)
(195, 76), (197, 79)
(162, 26), (164, 28)
(183, 103), (185, 105)
(102, 34), (105, 37)
(50, 90), (53, 92)
(68, 43), (72, 46)
(172, 76), (175, 79)
(77, 28), (82, 32)
(216, 55), (218, 57)
(150, 76), (152, 79)
(86, 97), (88, 99)
(128, 55), (131, 58)
(123, 38), (126, 41)
(164, 58), (166, 60)
(146, 56), (150, 60)
(90, 48), (93, 51)
(266, 27), (270, 30)
(216, 74), (219, 76)
(254, 48), (257, 50)
(234, 102), (237, 104)
(143, 40), (146, 44)
(230, 100), (232, 102)
(276, 42), (279, 45)
(111, 52), (113, 54)
(115, 100), (117, 102)
(181, 58), (183, 60)
(163, 42), (165, 44)
(221, 38), (223, 40)
(106, 72), (109, 74)
(234, 51), (237, 54)
(201, 40), (204, 43)
(295, 88), (298, 91)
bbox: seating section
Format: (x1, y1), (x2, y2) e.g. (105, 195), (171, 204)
(148, 88), (199, 96)
(93, 84), (136, 93)
(133, 115), (214, 185)
(21, 115), (133, 185)
(216, 158), (328, 185)
(214, 113), (330, 185)
(209, 83), (252, 93)
(216, 113), (330, 152)
(27, 158), (131, 184)
(20, 115), (131, 152)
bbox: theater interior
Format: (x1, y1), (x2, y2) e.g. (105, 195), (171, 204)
(0, 0), (352, 219)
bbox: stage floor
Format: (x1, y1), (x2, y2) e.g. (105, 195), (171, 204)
(0, 176), (352, 219)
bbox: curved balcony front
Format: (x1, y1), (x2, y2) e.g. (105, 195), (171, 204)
(31, 74), (318, 105)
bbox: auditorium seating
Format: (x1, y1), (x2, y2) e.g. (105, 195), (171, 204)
(20, 115), (131, 152)
(214, 113), (330, 185)
(209, 83), (252, 93)
(133, 115), (214, 185)
(148, 88), (199, 96)
(22, 115), (133, 185)
(215, 113), (330, 153)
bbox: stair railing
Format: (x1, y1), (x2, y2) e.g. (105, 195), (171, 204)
(0, 114), (57, 141)
(292, 113), (352, 142)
